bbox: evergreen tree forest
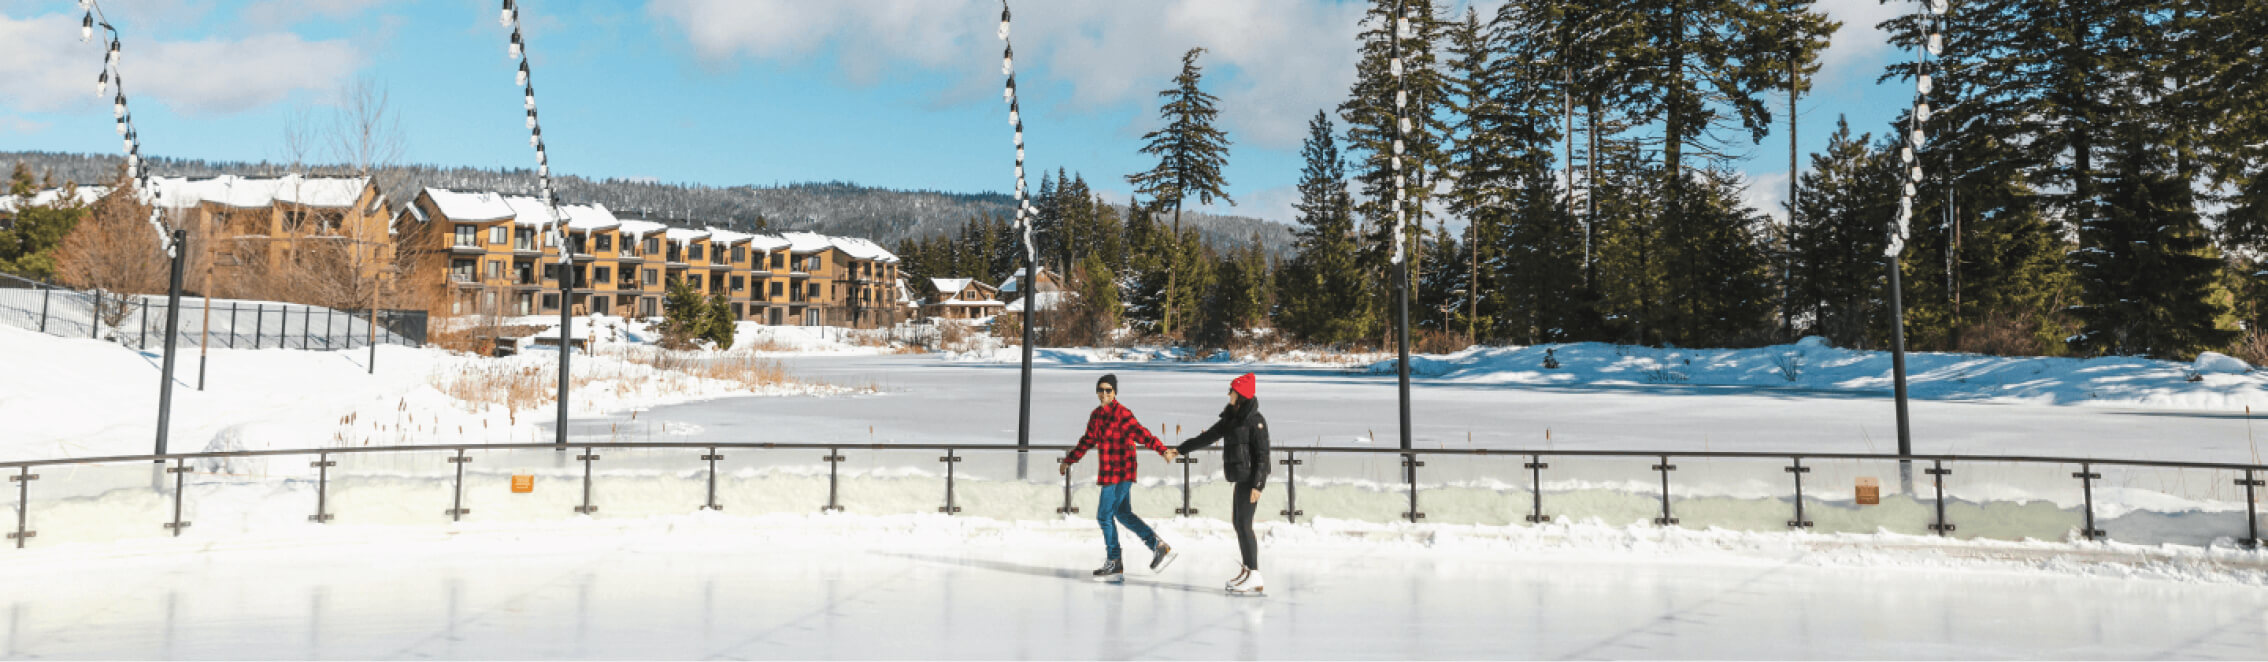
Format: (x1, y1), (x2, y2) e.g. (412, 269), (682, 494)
(875, 0), (2268, 361)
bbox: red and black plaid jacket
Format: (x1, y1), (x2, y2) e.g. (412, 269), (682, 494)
(1064, 401), (1167, 485)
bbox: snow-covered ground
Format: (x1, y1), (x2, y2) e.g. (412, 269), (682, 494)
(0, 325), (841, 462)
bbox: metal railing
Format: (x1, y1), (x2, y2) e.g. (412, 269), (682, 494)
(4, 443), (2261, 552)
(0, 272), (428, 350)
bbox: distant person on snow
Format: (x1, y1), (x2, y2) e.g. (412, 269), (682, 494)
(1176, 372), (1270, 594)
(1062, 373), (1179, 580)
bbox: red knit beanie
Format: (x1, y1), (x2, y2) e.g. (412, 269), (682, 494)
(1230, 373), (1256, 399)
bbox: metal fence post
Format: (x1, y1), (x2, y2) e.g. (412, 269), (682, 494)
(1174, 455), (1196, 516)
(2075, 463), (2104, 541)
(701, 447), (723, 511)
(9, 467), (37, 548)
(253, 304), (264, 348)
(1279, 451), (1303, 524)
(310, 453), (335, 523)
(38, 284), (51, 333)
(938, 449), (961, 515)
(574, 449), (599, 514)
(227, 303), (237, 349)
(1057, 456), (1078, 515)
(1787, 458), (1812, 529)
(90, 290), (101, 339)
(1926, 460), (1954, 536)
(163, 458), (190, 536)
(447, 450), (471, 521)
(2239, 469), (2262, 549)
(301, 306), (312, 349)
(138, 301), (149, 348)
(1652, 455), (1679, 526)
(324, 309), (335, 350)
(1402, 453), (1425, 523)
(1525, 455), (1548, 523)
(822, 449), (844, 512)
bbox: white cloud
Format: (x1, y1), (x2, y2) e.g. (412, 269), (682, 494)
(646, 0), (1367, 151)
(1740, 170), (1794, 225)
(1813, 0), (1908, 89)
(239, 0), (387, 27)
(0, 11), (364, 115)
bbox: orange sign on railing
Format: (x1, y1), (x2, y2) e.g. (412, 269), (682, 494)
(512, 475), (534, 493)
(1856, 477), (1880, 505)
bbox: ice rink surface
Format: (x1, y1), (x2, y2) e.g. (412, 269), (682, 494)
(3, 517), (2264, 660)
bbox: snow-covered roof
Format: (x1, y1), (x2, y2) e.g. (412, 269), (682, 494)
(1003, 291), (1073, 313)
(930, 278), (973, 296)
(145, 175), (368, 210)
(503, 196), (560, 227)
(830, 236), (899, 262)
(747, 234), (792, 251)
(896, 279), (918, 307)
(561, 204), (619, 231)
(665, 227), (710, 245)
(781, 231), (833, 253)
(998, 266), (1055, 293)
(422, 188), (518, 221)
(705, 228), (754, 245)
(0, 186), (110, 213)
(615, 219), (668, 239)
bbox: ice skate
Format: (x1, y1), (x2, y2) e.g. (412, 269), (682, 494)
(1149, 543), (1178, 573)
(1228, 569), (1265, 595)
(1092, 558), (1124, 581)
(1224, 565), (1250, 591)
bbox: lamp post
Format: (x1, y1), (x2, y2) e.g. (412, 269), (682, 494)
(1390, 0), (1419, 476)
(1000, 1), (1039, 479)
(1888, 0), (1949, 491)
(500, 0), (574, 450)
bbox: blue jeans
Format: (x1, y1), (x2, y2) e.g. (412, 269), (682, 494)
(1096, 482), (1158, 560)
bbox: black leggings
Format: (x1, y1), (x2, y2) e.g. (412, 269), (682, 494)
(1233, 481), (1261, 570)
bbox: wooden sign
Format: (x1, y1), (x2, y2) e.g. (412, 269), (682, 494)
(511, 474), (534, 493)
(1855, 477), (1880, 505)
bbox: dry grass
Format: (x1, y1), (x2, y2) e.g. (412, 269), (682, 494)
(434, 346), (809, 413)
(736, 335), (798, 352)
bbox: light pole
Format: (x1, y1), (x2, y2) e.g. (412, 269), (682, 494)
(1888, 0), (1949, 491)
(1000, 1), (1039, 479)
(1390, 1), (1418, 480)
(500, 0), (574, 450)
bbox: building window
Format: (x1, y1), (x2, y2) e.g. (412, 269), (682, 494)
(541, 293), (560, 311)
(482, 291), (497, 312)
(770, 281), (782, 297)
(486, 260), (502, 280)
(730, 275), (744, 291)
(640, 297), (656, 317)
(643, 268), (657, 285)
(454, 225), (478, 247)
(808, 283), (820, 299)
(489, 226), (507, 245)
(596, 267), (612, 284)
(771, 254), (785, 270)
(543, 264), (559, 282)
(645, 238), (660, 254)
(515, 228), (534, 251)
(731, 246), (745, 263)
(690, 244), (705, 261)
(596, 234), (613, 251)
(451, 259), (476, 282)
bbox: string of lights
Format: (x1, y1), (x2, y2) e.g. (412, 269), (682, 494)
(1389, 3), (1413, 266)
(1888, 0), (1949, 258)
(75, 0), (173, 256)
(500, 0), (568, 260)
(998, 1), (1036, 261)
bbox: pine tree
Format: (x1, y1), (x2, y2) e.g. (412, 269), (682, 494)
(1277, 111), (1373, 345)
(0, 165), (86, 280)
(658, 279), (708, 350)
(1126, 47), (1234, 339)
(1788, 118), (1898, 348)
(1341, 0), (1449, 345)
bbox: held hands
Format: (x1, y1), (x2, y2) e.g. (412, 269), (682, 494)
(1058, 459), (1069, 476)
(1161, 449), (1180, 462)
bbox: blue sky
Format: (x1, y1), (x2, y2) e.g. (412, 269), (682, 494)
(0, 0), (1917, 225)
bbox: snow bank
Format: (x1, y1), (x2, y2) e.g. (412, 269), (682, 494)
(1361, 339), (2268, 410)
(0, 325), (840, 463)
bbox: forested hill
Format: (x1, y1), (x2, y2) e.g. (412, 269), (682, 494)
(0, 151), (1292, 250)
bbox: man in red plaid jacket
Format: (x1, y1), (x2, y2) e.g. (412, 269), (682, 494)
(1061, 373), (1178, 579)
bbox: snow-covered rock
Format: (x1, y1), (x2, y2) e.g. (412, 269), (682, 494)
(2193, 352), (2250, 375)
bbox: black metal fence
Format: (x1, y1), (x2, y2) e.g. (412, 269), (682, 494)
(4, 443), (2260, 552)
(0, 272), (426, 350)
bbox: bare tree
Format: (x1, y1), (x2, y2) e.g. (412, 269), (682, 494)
(55, 177), (168, 327)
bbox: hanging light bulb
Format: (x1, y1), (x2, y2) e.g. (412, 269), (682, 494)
(1917, 102), (1932, 123)
(510, 31), (522, 59)
(1932, 0), (1949, 15)
(526, 108), (537, 129)
(1014, 129), (1023, 147)
(107, 39), (120, 67)
(1399, 117), (1411, 133)
(501, 0), (516, 27)
(1016, 147), (1024, 162)
(517, 60), (529, 87)
(1393, 139), (1404, 155)
(113, 94), (126, 119)
(1902, 146), (1914, 164)
(1911, 129), (1926, 147)
(96, 70), (108, 96)
(1905, 182), (1917, 198)
(81, 12), (93, 42)
(1927, 33), (1944, 56)
(1390, 57), (1403, 77)
(1910, 165), (1924, 182)
(1008, 109), (1019, 126)
(115, 118), (127, 136)
(1391, 156), (1402, 172)
(524, 85), (536, 110)
(123, 136), (134, 153)
(1396, 89), (1407, 108)
(531, 128), (541, 148)
(1002, 46), (1013, 76)
(1918, 74), (1933, 95)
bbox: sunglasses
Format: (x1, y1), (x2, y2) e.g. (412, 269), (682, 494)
(1095, 388), (1116, 394)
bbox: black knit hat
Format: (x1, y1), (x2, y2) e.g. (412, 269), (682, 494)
(1097, 373), (1119, 391)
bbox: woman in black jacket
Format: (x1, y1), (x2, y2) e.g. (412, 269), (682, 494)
(1175, 372), (1269, 594)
